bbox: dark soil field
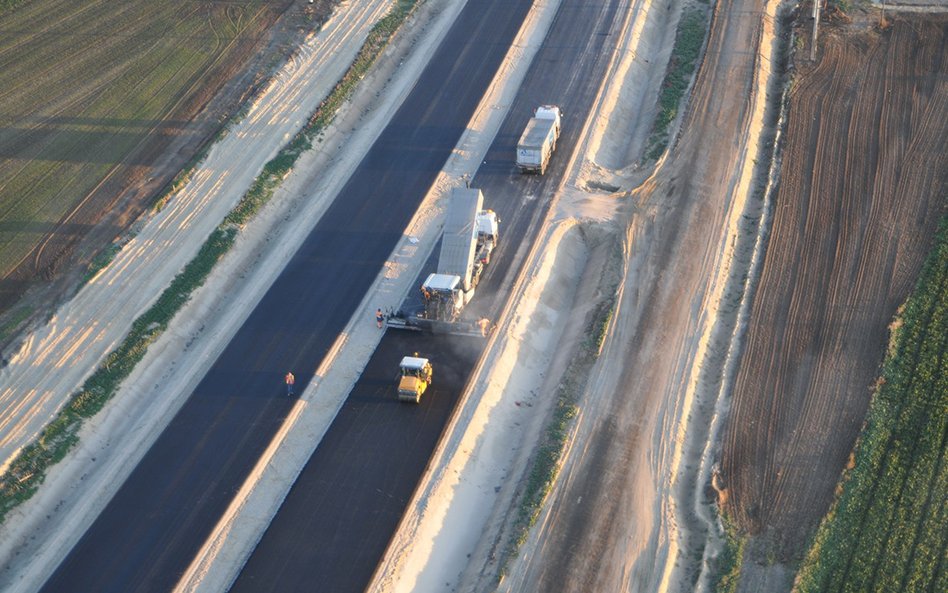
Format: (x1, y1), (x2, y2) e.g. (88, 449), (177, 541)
(0, 0), (330, 347)
(720, 11), (948, 560)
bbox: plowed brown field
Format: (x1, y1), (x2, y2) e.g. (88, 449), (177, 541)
(720, 13), (948, 558)
(0, 0), (314, 340)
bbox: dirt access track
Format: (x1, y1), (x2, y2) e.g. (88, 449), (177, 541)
(0, 0), (323, 345)
(720, 10), (948, 563)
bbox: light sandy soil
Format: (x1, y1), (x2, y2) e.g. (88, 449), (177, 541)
(373, 0), (790, 591)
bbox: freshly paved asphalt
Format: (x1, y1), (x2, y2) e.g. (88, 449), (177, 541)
(230, 0), (625, 591)
(39, 1), (532, 592)
(41, 0), (626, 590)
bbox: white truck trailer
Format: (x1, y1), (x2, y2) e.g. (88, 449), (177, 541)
(438, 187), (484, 293)
(516, 105), (561, 175)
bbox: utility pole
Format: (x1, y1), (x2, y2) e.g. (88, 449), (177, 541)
(810, 0), (821, 62)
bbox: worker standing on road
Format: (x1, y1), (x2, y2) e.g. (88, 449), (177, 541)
(478, 318), (490, 337)
(376, 308), (385, 329)
(285, 371), (295, 396)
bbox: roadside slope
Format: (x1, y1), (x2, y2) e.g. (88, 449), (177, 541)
(495, 0), (781, 590)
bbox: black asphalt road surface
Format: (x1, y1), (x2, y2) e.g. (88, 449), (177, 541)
(39, 1), (532, 592)
(232, 332), (482, 593)
(230, 0), (626, 590)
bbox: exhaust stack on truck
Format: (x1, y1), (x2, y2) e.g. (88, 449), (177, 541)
(516, 105), (561, 175)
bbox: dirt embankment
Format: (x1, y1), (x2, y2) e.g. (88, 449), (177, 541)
(719, 9), (948, 568)
(488, 0), (789, 589)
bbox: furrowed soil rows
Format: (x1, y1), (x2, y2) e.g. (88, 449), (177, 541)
(795, 222), (948, 593)
(720, 13), (948, 559)
(0, 0), (295, 322)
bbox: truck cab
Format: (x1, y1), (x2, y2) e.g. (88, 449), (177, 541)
(397, 355), (433, 403)
(475, 209), (499, 264)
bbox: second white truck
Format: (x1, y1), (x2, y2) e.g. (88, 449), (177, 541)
(516, 105), (561, 175)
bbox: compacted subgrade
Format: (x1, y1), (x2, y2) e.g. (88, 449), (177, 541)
(493, 0), (791, 591)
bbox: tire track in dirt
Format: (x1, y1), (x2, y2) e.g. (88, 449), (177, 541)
(506, 0), (775, 589)
(0, 1), (294, 315)
(720, 14), (948, 559)
(28, 3), (268, 275)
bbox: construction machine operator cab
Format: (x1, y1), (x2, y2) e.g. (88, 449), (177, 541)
(397, 355), (433, 403)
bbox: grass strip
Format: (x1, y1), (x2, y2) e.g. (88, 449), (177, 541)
(498, 242), (622, 580)
(81, 243), (124, 285)
(0, 0), (420, 524)
(793, 215), (948, 593)
(643, 5), (711, 162)
(713, 511), (748, 593)
(0, 305), (34, 345)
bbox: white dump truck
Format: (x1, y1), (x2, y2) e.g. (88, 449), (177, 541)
(516, 105), (561, 175)
(397, 355), (432, 403)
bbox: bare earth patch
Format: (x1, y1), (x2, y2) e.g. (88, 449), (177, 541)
(719, 8), (948, 585)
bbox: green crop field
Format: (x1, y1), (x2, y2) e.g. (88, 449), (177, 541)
(0, 0), (287, 292)
(794, 217), (948, 593)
